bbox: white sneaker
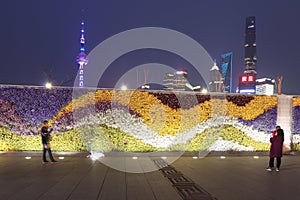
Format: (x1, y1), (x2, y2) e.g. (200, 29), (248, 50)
(275, 168), (279, 172)
(266, 167), (272, 171)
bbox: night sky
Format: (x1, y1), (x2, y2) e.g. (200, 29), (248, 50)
(2, 0), (300, 95)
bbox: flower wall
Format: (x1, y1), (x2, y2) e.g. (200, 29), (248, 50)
(292, 97), (300, 150)
(0, 85), (299, 152)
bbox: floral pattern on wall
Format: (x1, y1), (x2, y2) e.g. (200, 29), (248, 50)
(0, 85), (298, 152)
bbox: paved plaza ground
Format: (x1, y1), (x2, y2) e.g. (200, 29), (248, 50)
(0, 152), (300, 200)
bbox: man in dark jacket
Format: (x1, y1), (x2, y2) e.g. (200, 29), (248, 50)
(41, 120), (56, 163)
(266, 126), (284, 171)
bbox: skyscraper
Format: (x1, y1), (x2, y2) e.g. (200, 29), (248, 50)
(239, 16), (257, 94)
(244, 16), (257, 74)
(76, 21), (88, 88)
(209, 62), (223, 92)
(163, 70), (188, 91)
(220, 52), (232, 93)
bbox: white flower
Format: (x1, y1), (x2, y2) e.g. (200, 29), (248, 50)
(76, 110), (269, 150)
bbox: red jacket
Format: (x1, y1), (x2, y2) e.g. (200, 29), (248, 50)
(269, 131), (284, 158)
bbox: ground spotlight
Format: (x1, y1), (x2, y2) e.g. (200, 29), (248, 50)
(90, 152), (105, 161)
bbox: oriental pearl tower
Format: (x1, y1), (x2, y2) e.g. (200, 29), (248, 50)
(76, 21), (88, 87)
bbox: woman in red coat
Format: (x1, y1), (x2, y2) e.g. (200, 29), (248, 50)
(266, 126), (284, 171)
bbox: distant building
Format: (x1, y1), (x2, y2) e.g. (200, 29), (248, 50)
(220, 52), (233, 93)
(244, 16), (257, 74)
(239, 16), (257, 94)
(209, 62), (223, 92)
(256, 78), (275, 95)
(163, 70), (188, 91)
(239, 73), (256, 94)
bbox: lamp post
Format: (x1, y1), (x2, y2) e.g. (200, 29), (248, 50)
(121, 85), (128, 91)
(201, 88), (208, 94)
(45, 82), (52, 89)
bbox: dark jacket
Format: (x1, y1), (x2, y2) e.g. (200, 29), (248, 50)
(41, 126), (52, 144)
(269, 129), (284, 158)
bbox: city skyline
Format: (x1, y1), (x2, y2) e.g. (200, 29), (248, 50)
(2, 0), (300, 95)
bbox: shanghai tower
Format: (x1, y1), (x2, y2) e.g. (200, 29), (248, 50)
(239, 16), (257, 94)
(244, 16), (257, 74)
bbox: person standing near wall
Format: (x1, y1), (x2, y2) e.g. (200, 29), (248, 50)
(41, 120), (57, 164)
(266, 126), (284, 172)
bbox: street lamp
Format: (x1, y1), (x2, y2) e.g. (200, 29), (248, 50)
(201, 88), (208, 94)
(120, 85), (127, 90)
(45, 82), (52, 89)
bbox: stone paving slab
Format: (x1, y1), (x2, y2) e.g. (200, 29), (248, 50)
(172, 154), (300, 200)
(0, 154), (181, 200)
(1, 152), (300, 200)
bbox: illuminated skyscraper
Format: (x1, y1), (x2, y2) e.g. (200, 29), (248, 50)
(244, 16), (257, 74)
(163, 70), (188, 91)
(76, 21), (88, 87)
(209, 61), (223, 92)
(239, 16), (257, 94)
(220, 52), (232, 93)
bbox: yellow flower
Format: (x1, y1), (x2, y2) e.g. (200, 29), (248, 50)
(226, 96), (277, 120)
(292, 96), (300, 107)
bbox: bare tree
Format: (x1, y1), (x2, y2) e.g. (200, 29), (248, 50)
(43, 68), (76, 87)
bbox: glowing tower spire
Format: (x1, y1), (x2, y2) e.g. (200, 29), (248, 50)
(76, 21), (88, 87)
